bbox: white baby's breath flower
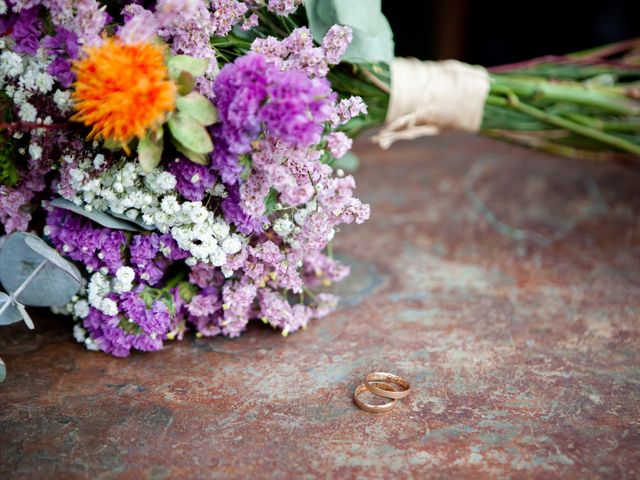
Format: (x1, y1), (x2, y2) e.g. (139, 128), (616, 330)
(221, 236), (242, 255)
(73, 324), (87, 343)
(18, 102), (37, 122)
(73, 300), (90, 319)
(100, 298), (119, 316)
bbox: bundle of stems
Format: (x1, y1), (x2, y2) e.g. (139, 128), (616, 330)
(216, 9), (640, 163)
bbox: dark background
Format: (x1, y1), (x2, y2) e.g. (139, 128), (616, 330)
(382, 0), (640, 66)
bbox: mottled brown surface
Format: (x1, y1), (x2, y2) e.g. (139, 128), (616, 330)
(1, 134), (640, 479)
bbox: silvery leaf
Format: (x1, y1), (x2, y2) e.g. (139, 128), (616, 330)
(49, 198), (141, 232)
(334, 151), (360, 172)
(0, 358), (5, 383)
(109, 211), (154, 230)
(304, 0), (394, 65)
(0, 293), (22, 326)
(0, 232), (81, 307)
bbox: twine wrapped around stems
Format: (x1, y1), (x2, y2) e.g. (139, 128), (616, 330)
(375, 58), (491, 149)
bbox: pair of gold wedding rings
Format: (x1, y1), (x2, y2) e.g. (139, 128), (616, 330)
(353, 372), (411, 413)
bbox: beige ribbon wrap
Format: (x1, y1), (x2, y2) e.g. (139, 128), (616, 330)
(375, 58), (491, 149)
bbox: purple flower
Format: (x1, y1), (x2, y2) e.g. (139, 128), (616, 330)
(11, 7), (42, 55)
(221, 184), (266, 235)
(260, 72), (334, 148)
(214, 53), (269, 154)
(167, 157), (216, 201)
(210, 126), (243, 185)
(42, 27), (79, 87)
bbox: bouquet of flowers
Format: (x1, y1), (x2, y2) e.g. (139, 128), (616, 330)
(1, 0), (638, 359)
(0, 0), (370, 356)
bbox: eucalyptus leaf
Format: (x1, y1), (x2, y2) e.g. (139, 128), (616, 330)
(138, 130), (164, 173)
(176, 92), (219, 126)
(333, 151), (360, 172)
(0, 357), (5, 383)
(0, 232), (81, 307)
(168, 55), (209, 79)
(0, 292), (22, 326)
(168, 111), (214, 154)
(49, 198), (142, 232)
(304, 0), (394, 65)
(109, 211), (154, 230)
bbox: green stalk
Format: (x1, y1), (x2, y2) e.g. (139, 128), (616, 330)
(485, 95), (640, 155)
(490, 76), (640, 115)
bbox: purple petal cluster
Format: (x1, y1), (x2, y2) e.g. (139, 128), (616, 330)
(42, 27), (79, 87)
(167, 157), (217, 201)
(214, 53), (334, 154)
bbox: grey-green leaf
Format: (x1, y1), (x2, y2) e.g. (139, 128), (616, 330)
(176, 92), (219, 126)
(168, 111), (214, 154)
(304, 0), (394, 65)
(168, 55), (209, 79)
(0, 357), (5, 383)
(334, 151), (360, 172)
(49, 198), (142, 232)
(0, 293), (22, 326)
(138, 130), (164, 173)
(0, 232), (81, 307)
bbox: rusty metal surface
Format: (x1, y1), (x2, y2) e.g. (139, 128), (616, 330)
(1, 133), (639, 479)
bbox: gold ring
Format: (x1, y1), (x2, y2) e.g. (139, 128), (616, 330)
(353, 382), (397, 413)
(364, 372), (411, 400)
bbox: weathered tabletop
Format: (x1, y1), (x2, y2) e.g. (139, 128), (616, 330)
(1, 134), (639, 479)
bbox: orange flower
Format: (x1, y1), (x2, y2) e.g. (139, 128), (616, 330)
(71, 39), (176, 152)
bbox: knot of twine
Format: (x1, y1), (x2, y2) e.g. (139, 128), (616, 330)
(374, 58), (491, 149)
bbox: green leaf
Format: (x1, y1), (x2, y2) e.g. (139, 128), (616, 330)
(177, 92), (219, 126)
(176, 71), (195, 96)
(168, 111), (214, 154)
(0, 357), (5, 383)
(178, 282), (198, 303)
(138, 129), (164, 173)
(264, 188), (279, 215)
(172, 139), (210, 166)
(49, 198), (142, 232)
(168, 55), (209, 79)
(304, 0), (394, 66)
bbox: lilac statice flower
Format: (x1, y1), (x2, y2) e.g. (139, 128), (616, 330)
(330, 96), (368, 128)
(214, 53), (334, 154)
(260, 71), (334, 148)
(83, 307), (136, 357)
(129, 233), (167, 286)
(167, 157), (216, 201)
(267, 0), (302, 16)
(221, 280), (257, 337)
(186, 286), (222, 337)
(210, 126), (244, 185)
(42, 27), (79, 87)
(258, 288), (310, 334)
(326, 132), (353, 159)
(10, 6), (42, 54)
(118, 5), (159, 44)
(221, 183), (266, 235)
(46, 208), (126, 274)
(322, 25), (353, 65)
(214, 53), (270, 154)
